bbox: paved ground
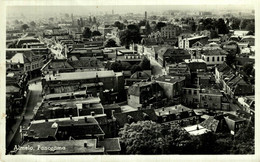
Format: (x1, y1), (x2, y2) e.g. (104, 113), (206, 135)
(6, 82), (42, 154)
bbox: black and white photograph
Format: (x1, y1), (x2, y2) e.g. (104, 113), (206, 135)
(1, 0), (259, 161)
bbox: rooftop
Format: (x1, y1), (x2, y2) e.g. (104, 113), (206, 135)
(184, 124), (210, 136)
(154, 104), (192, 116)
(44, 71), (116, 81)
(155, 75), (185, 84)
(17, 139), (104, 155)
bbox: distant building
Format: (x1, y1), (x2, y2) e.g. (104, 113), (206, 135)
(157, 47), (191, 67)
(200, 49), (228, 66)
(161, 24), (181, 39)
(178, 35), (208, 49)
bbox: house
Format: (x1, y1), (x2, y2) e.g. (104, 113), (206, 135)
(184, 59), (207, 73)
(24, 116), (105, 141)
(199, 88), (230, 111)
(42, 71), (124, 103)
(240, 35), (255, 46)
(68, 57), (105, 71)
(237, 96), (255, 114)
(154, 104), (199, 126)
(6, 49), (45, 79)
(16, 37), (41, 48)
(200, 49), (228, 66)
(34, 97), (104, 120)
(223, 113), (247, 135)
(155, 75), (185, 104)
(222, 74), (254, 98)
(157, 47), (191, 67)
(161, 24), (181, 38)
(116, 49), (142, 65)
(178, 35), (208, 49)
(113, 109), (157, 128)
(215, 62), (233, 84)
(41, 59), (75, 75)
(127, 81), (167, 109)
(16, 138), (121, 155)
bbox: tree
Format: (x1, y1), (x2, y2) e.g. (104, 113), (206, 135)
(243, 63), (254, 76)
(230, 122), (254, 154)
(30, 21), (36, 28)
(105, 39), (118, 47)
(119, 121), (164, 154)
(21, 24), (29, 31)
(225, 53), (236, 65)
(82, 27), (92, 38)
(155, 22), (166, 31)
(92, 30), (102, 37)
(119, 24), (141, 49)
(114, 21), (125, 30)
(210, 30), (219, 39)
(245, 23), (255, 33)
(139, 57), (150, 70)
(110, 62), (122, 72)
(216, 18), (229, 34)
(93, 17), (97, 23)
(162, 123), (195, 154)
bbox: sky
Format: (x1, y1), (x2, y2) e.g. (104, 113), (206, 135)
(7, 5), (254, 16)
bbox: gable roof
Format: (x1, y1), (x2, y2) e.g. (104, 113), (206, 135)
(200, 116), (219, 132)
(114, 109), (157, 127)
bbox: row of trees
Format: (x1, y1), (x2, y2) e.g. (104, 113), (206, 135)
(109, 57), (151, 73)
(82, 27), (102, 38)
(119, 121), (254, 154)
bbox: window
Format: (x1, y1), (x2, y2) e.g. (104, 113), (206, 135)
(194, 90), (197, 95)
(221, 57), (224, 61)
(188, 89), (192, 95)
(212, 57), (215, 62)
(217, 56), (219, 61)
(207, 57), (209, 62)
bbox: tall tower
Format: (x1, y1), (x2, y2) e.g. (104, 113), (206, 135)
(145, 11), (147, 20)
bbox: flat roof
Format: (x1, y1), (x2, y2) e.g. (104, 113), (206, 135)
(44, 71), (116, 81)
(17, 139), (104, 154)
(184, 124), (210, 136)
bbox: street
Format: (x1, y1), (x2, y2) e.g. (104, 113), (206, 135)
(6, 81), (42, 154)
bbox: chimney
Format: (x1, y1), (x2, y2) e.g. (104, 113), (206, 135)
(91, 111), (95, 116)
(70, 115), (72, 120)
(111, 110), (115, 118)
(149, 104), (152, 109)
(84, 117), (88, 122)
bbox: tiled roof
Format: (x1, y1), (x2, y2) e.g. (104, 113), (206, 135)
(200, 116), (219, 132)
(114, 109), (157, 127)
